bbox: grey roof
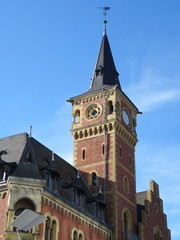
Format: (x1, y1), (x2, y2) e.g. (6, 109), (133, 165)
(88, 32), (120, 93)
(0, 133), (93, 196)
(0, 133), (77, 181)
(67, 32), (121, 102)
(136, 191), (147, 206)
(0, 133), (110, 226)
(0, 133), (27, 164)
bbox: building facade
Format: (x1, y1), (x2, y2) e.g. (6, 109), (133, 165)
(0, 26), (170, 240)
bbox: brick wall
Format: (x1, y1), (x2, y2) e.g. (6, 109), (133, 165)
(0, 193), (8, 240)
(39, 200), (111, 240)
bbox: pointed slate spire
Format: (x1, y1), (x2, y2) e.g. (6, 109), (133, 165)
(12, 137), (42, 179)
(89, 29), (120, 93)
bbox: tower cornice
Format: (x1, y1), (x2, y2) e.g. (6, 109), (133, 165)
(68, 86), (139, 114)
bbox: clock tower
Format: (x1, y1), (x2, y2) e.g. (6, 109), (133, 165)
(68, 26), (140, 240)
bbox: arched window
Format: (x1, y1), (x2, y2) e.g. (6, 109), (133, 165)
(73, 231), (78, 240)
(107, 101), (113, 114)
(124, 176), (129, 193)
(15, 198), (35, 211)
(94, 127), (98, 135)
(109, 123), (113, 131)
(79, 131), (83, 139)
(13, 198), (35, 232)
(45, 217), (58, 240)
(99, 126), (103, 134)
(84, 130), (88, 137)
(74, 110), (80, 124)
(92, 172), (97, 186)
(51, 220), (57, 240)
(14, 198), (35, 219)
(154, 233), (157, 240)
(79, 233), (83, 240)
(123, 210), (131, 240)
(124, 212), (128, 239)
(45, 217), (51, 240)
(89, 128), (93, 136)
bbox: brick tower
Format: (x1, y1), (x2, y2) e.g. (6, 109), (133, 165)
(68, 25), (140, 240)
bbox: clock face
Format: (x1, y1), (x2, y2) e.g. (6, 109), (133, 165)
(85, 103), (102, 120)
(122, 109), (130, 125)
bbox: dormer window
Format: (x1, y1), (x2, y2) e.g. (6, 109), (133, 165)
(99, 206), (105, 220)
(45, 171), (61, 194)
(45, 172), (50, 187)
(73, 189), (79, 204)
(72, 189), (85, 208)
(95, 66), (103, 77)
(73, 189), (77, 203)
(55, 178), (60, 193)
(80, 194), (85, 208)
(95, 203), (99, 217)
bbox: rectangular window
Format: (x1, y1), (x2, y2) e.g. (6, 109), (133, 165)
(72, 189), (77, 203)
(95, 203), (98, 217)
(55, 178), (60, 193)
(102, 144), (105, 155)
(45, 172), (50, 187)
(82, 149), (86, 160)
(80, 194), (85, 208)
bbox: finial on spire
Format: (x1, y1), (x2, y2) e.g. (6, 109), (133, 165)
(99, 6), (111, 35)
(51, 152), (55, 161)
(29, 125), (32, 138)
(77, 169), (80, 178)
(99, 185), (103, 194)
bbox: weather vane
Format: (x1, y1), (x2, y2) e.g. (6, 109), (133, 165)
(99, 6), (111, 34)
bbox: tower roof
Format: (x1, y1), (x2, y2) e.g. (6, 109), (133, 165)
(87, 31), (120, 94)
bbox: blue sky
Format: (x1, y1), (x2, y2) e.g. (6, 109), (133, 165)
(0, 0), (180, 238)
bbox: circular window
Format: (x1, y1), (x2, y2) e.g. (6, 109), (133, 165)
(85, 103), (102, 120)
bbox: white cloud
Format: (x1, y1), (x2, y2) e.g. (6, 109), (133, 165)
(125, 67), (180, 112)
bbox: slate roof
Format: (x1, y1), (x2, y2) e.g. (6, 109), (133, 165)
(0, 133), (109, 227)
(67, 31), (139, 111)
(0, 133), (27, 164)
(88, 32), (120, 93)
(67, 32), (121, 101)
(0, 133), (92, 197)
